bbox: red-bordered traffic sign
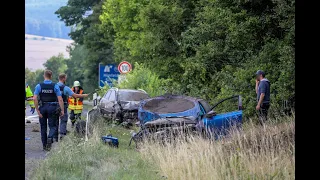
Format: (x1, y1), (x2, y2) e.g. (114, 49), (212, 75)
(118, 61), (132, 74)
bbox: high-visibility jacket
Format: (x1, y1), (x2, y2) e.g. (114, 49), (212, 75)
(26, 85), (35, 108)
(68, 87), (84, 111)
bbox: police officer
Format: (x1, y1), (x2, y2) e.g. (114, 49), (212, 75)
(33, 70), (64, 151)
(57, 73), (89, 139)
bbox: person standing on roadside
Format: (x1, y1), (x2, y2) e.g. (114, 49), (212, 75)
(25, 84), (35, 115)
(68, 81), (85, 127)
(57, 74), (89, 139)
(33, 70), (64, 151)
(255, 70), (271, 124)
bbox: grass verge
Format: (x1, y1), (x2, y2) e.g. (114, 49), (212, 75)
(140, 115), (295, 180)
(31, 115), (294, 180)
(31, 118), (161, 180)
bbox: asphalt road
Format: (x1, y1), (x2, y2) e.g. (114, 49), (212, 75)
(25, 106), (46, 180)
(25, 104), (92, 179)
(25, 105), (90, 117)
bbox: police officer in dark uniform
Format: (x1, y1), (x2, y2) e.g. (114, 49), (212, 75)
(33, 70), (64, 151)
(56, 73), (89, 140)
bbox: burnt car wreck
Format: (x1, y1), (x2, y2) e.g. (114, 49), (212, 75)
(97, 88), (149, 126)
(130, 94), (243, 146)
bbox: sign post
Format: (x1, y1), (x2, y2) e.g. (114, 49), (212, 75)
(93, 93), (97, 106)
(99, 63), (120, 87)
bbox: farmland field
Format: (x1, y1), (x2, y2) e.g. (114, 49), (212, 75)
(25, 34), (73, 71)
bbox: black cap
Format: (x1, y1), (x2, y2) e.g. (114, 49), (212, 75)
(255, 70), (265, 76)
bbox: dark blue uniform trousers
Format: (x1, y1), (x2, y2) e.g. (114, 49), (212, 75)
(39, 103), (58, 147)
(55, 106), (68, 138)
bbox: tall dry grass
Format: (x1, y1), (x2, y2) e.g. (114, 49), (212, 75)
(140, 116), (295, 180)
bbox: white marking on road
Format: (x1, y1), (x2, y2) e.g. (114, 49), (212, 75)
(25, 115), (39, 120)
(25, 115), (39, 123)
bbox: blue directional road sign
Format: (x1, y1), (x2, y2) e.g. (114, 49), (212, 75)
(99, 64), (120, 87)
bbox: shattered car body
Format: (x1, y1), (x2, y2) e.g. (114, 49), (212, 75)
(132, 95), (243, 143)
(97, 88), (149, 124)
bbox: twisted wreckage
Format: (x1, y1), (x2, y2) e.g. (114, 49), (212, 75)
(86, 90), (243, 146)
(130, 94), (243, 145)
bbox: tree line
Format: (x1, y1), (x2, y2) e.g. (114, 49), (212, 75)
(26, 0), (71, 39)
(26, 0), (295, 117)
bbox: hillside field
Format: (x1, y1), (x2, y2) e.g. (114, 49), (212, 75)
(25, 34), (73, 71)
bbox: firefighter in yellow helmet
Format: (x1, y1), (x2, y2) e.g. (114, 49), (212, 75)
(25, 84), (35, 115)
(68, 81), (84, 127)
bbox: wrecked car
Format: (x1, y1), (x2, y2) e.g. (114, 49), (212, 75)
(97, 88), (150, 125)
(131, 94), (243, 144)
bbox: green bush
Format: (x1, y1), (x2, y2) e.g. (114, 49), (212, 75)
(94, 63), (183, 98)
(117, 62), (169, 97)
(97, 81), (111, 97)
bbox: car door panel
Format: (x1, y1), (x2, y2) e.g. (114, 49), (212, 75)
(204, 111), (242, 128)
(105, 90), (116, 113)
(202, 95), (243, 136)
(100, 90), (111, 113)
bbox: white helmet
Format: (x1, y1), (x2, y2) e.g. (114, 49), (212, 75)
(73, 81), (81, 87)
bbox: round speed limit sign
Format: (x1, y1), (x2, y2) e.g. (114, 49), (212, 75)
(118, 61), (132, 74)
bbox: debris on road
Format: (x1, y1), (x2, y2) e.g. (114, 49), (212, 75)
(32, 126), (40, 132)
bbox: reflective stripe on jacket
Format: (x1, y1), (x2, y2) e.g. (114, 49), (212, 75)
(68, 88), (83, 111)
(26, 85), (35, 108)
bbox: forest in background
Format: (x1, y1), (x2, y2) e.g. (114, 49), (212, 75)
(25, 0), (295, 117)
(25, 0), (71, 39)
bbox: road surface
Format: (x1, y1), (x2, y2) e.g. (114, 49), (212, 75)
(25, 105), (92, 179)
(25, 106), (46, 180)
